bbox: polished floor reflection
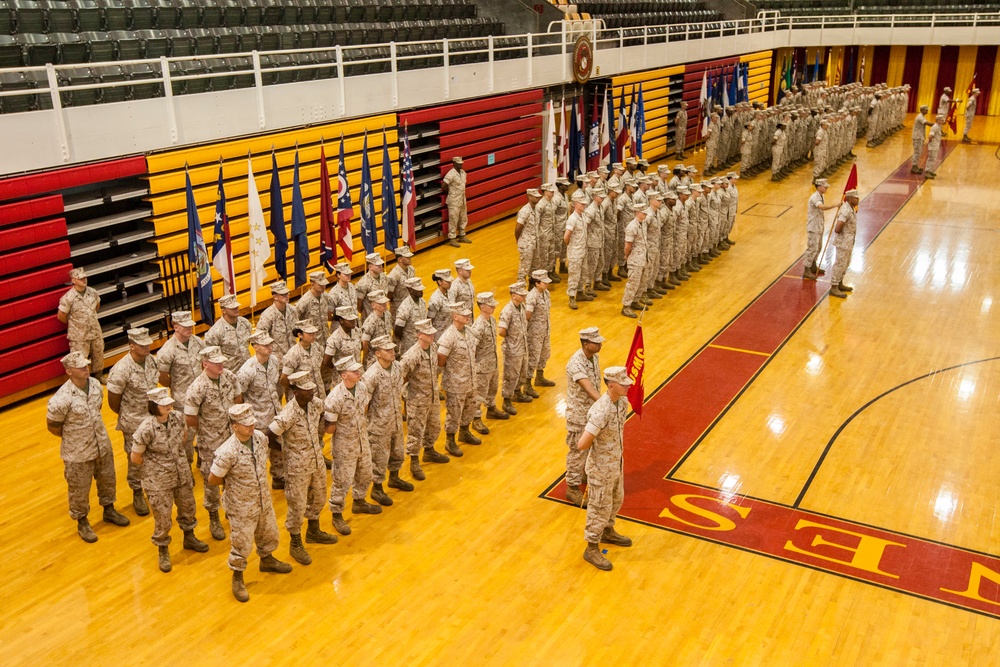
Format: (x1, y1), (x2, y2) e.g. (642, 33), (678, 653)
(2, 117), (999, 664)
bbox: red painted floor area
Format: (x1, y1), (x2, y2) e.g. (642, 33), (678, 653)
(542, 145), (1000, 618)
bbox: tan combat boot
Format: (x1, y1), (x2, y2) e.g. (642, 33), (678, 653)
(289, 533), (312, 565)
(583, 543), (613, 571)
(232, 571), (249, 602)
(601, 526), (633, 547)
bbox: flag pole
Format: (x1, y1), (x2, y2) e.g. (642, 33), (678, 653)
(247, 149), (256, 325)
(185, 161), (196, 317)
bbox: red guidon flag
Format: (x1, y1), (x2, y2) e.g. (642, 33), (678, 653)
(625, 323), (645, 416)
(842, 163), (858, 201)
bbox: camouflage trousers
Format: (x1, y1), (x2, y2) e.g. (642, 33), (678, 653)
(527, 330), (550, 375)
(566, 252), (585, 298)
(644, 245), (660, 291)
(912, 137), (924, 168)
(370, 428), (405, 484)
(673, 219), (688, 271)
(69, 336), (105, 376)
(803, 230), (823, 269)
(405, 392), (441, 456)
(227, 504), (280, 571)
(772, 146), (783, 175)
(501, 349), (529, 398)
(602, 226), (617, 274)
(63, 451), (117, 520)
(147, 484), (198, 546)
(328, 435), (373, 513)
(926, 145), (940, 173)
(622, 261), (648, 307)
(706, 138), (718, 170)
(517, 239), (536, 282)
(198, 447), (222, 512)
(284, 464), (326, 533)
(120, 431), (144, 491)
(675, 128), (685, 156)
(269, 446), (285, 482)
(565, 430), (588, 487)
(658, 229), (674, 280)
(584, 470), (624, 544)
(830, 241), (854, 286)
(475, 368), (499, 411)
(448, 202), (468, 239)
(586, 245), (603, 286)
(444, 388), (476, 434)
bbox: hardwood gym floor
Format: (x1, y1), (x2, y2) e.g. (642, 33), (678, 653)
(1, 117), (998, 665)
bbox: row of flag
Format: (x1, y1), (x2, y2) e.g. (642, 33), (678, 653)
(185, 129), (418, 324)
(778, 48), (869, 98)
(699, 62), (750, 136)
(544, 83), (647, 182)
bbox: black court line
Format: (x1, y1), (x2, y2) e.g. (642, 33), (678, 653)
(740, 202), (792, 218)
(793, 356), (1000, 508)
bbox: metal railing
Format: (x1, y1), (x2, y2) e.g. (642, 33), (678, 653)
(1, 11), (998, 115)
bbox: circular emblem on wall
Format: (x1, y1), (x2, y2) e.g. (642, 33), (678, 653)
(572, 35), (594, 84)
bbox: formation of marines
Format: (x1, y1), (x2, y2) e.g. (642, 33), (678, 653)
(48, 243), (574, 598)
(513, 163), (739, 318)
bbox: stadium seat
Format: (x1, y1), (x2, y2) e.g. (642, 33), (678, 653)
(0, 72), (35, 114)
(19, 33), (59, 66)
(53, 31), (88, 63)
(172, 0), (198, 29)
(255, 26), (281, 51)
(260, 0), (283, 25)
(97, 63), (127, 101)
(219, 0), (242, 28)
(96, 0), (128, 31)
(232, 26), (258, 51)
(128, 0), (155, 29)
(164, 29), (195, 56)
(207, 27), (237, 54)
(13, 1), (47, 34)
(315, 2), (333, 22)
(0, 5), (12, 34)
(137, 28), (168, 57)
(200, 4), (222, 28)
(228, 55), (254, 88)
(151, 0), (178, 28)
(121, 62), (160, 99)
(42, 0), (76, 32)
(189, 28), (217, 55)
(0, 35), (24, 68)
(239, 0), (262, 26)
(108, 29), (141, 59)
(297, 28), (318, 49)
(80, 30), (113, 61)
(58, 66), (99, 106)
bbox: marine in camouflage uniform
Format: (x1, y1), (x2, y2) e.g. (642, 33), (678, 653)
(364, 335), (413, 503)
(469, 292), (507, 434)
(427, 269), (454, 342)
(534, 184), (558, 281)
(132, 388), (208, 572)
(514, 189), (541, 282)
(323, 356), (381, 535)
(107, 327), (159, 514)
(385, 245), (416, 316)
(577, 366), (633, 571)
(205, 294), (252, 374)
(268, 371), (337, 566)
(600, 186), (621, 287)
(563, 193), (589, 310)
(185, 345), (242, 539)
(208, 403), (291, 602)
(236, 331), (285, 488)
(621, 208), (649, 318)
(400, 318), (449, 480)
(324, 307), (363, 368)
(525, 270), (554, 390)
(255, 280), (299, 364)
(328, 263), (358, 314)
(360, 290), (394, 369)
(393, 278), (428, 355)
(563, 328), (603, 507)
(674, 101), (688, 158)
(499, 282), (532, 413)
(297, 271), (335, 347)
(552, 178), (571, 275)
(829, 190), (860, 298)
(356, 253), (389, 321)
(583, 189), (607, 296)
(447, 258), (476, 314)
(47, 351), (129, 542)
(437, 302), (479, 456)
(156, 311), (205, 462)
(282, 320), (327, 399)
(58, 267), (104, 377)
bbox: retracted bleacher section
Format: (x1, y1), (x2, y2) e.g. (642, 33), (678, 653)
(0, 155), (154, 405)
(399, 90), (543, 238)
(575, 0), (722, 29)
(146, 114), (397, 324)
(0, 0), (508, 112)
(610, 65), (684, 162)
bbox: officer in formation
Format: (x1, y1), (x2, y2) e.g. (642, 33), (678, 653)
(498, 282), (532, 410)
(400, 318), (449, 481)
(963, 88), (980, 143)
(514, 188), (542, 282)
(205, 294), (252, 374)
(910, 105), (930, 175)
(385, 245), (415, 315)
(157, 311), (204, 462)
(828, 189), (860, 299)
(925, 115), (945, 180)
(443, 156), (470, 247)
(58, 267), (104, 380)
(802, 178), (839, 281)
(237, 331), (285, 489)
(576, 366), (633, 571)
(674, 101), (688, 159)
(470, 291), (506, 432)
(563, 327), (603, 507)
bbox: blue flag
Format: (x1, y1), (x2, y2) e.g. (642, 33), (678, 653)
(812, 51), (819, 84)
(185, 171), (214, 325)
(743, 63), (750, 102)
(211, 167), (234, 296)
(269, 153), (287, 280)
(568, 98), (580, 179)
(634, 83), (646, 159)
(381, 130), (399, 253)
(290, 151), (309, 287)
(359, 132), (376, 255)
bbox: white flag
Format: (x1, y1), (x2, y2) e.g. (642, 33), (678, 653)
(246, 157), (270, 307)
(545, 100), (558, 183)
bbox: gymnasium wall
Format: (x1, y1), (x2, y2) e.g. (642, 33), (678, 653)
(771, 45), (999, 116)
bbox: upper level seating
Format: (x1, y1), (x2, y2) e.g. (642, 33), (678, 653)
(575, 0), (722, 27)
(751, 0), (1000, 16)
(0, 0), (505, 66)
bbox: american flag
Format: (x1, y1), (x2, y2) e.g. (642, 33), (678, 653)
(401, 124), (417, 248)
